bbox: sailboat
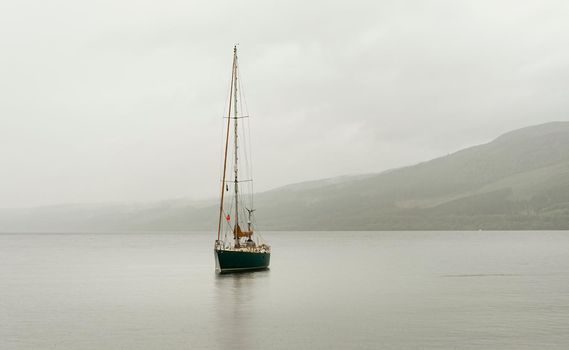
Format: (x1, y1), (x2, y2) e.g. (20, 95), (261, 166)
(214, 46), (271, 273)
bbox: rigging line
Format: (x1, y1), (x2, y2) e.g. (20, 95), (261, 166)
(236, 54), (254, 234)
(236, 63), (250, 171)
(231, 56), (256, 217)
(240, 120), (251, 195)
(237, 66), (252, 151)
(237, 80), (249, 179)
(237, 62), (250, 120)
(237, 62), (246, 118)
(238, 67), (251, 163)
(247, 114), (254, 209)
(237, 69), (255, 210)
(223, 217), (233, 242)
(251, 216), (264, 244)
(223, 197), (235, 238)
(217, 47), (237, 241)
(241, 128), (253, 209)
(236, 69), (254, 210)
(217, 63), (235, 189)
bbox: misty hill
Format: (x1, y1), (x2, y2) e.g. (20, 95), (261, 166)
(2, 121), (569, 232)
(251, 121), (569, 230)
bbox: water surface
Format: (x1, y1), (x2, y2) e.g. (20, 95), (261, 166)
(1, 231), (568, 349)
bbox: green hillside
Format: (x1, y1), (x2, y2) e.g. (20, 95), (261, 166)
(252, 121), (569, 230)
(1, 121), (569, 231)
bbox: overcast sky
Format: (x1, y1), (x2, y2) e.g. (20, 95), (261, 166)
(1, 0), (568, 208)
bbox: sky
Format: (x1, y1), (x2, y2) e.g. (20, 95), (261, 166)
(1, 0), (568, 208)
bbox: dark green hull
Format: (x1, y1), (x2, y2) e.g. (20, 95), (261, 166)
(215, 249), (270, 273)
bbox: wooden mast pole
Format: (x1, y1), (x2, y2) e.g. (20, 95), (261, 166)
(217, 46), (237, 241)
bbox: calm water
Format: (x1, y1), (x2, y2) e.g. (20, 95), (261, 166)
(1, 231), (568, 349)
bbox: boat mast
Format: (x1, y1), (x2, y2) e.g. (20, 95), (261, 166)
(217, 47), (237, 241)
(233, 46), (240, 245)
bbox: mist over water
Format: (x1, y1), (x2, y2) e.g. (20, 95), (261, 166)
(1, 231), (568, 349)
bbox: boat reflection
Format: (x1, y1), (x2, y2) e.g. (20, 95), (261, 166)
(213, 270), (270, 349)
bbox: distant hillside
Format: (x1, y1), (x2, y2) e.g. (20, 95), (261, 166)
(2, 121), (569, 231)
(251, 121), (569, 230)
